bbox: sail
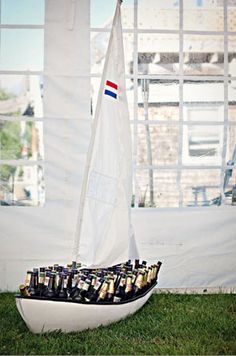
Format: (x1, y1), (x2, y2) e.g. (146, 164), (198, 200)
(73, 0), (139, 268)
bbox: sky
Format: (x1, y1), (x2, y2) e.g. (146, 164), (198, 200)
(0, 0), (131, 76)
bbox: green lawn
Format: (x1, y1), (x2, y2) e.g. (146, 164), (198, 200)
(0, 293), (236, 355)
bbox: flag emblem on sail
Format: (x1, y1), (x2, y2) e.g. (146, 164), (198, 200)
(104, 80), (118, 99)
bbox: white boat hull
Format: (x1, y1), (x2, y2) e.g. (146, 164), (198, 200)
(16, 285), (156, 334)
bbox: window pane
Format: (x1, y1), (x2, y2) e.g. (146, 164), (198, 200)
(229, 79), (236, 121)
(0, 30), (44, 71)
(182, 125), (223, 165)
(138, 1), (179, 30)
(137, 124), (179, 165)
(183, 35), (224, 76)
(181, 169), (221, 207)
(0, 120), (44, 160)
(183, 0), (223, 31)
(91, 32), (133, 74)
(136, 169), (179, 207)
(229, 36), (236, 79)
(0, 75), (43, 118)
(228, 2), (236, 31)
(226, 126), (236, 163)
(1, 0), (45, 25)
(183, 81), (224, 121)
(0, 164), (45, 206)
(138, 34), (179, 75)
(91, 0), (133, 28)
(138, 80), (179, 121)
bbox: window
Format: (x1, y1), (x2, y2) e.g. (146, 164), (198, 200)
(0, 0), (45, 206)
(91, 0), (236, 208)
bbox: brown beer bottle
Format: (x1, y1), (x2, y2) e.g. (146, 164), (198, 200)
(133, 270), (144, 296)
(106, 277), (115, 302)
(97, 278), (109, 302)
(113, 273), (126, 302)
(124, 272), (133, 300)
(19, 284), (30, 297)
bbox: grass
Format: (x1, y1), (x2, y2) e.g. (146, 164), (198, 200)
(0, 293), (236, 355)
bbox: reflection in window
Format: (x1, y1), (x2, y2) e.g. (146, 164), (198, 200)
(138, 80), (179, 121)
(181, 169), (221, 207)
(138, 0), (179, 30)
(136, 169), (179, 208)
(0, 165), (45, 206)
(183, 35), (224, 76)
(183, 81), (224, 121)
(137, 124), (179, 165)
(183, 125), (223, 165)
(138, 34), (179, 75)
(183, 0), (223, 31)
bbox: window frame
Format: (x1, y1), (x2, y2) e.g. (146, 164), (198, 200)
(0, 2), (45, 207)
(90, 0), (236, 208)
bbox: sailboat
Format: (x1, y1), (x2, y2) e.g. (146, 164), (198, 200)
(15, 0), (157, 333)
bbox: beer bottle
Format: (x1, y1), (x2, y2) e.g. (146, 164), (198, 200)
(142, 268), (148, 291)
(141, 260), (147, 269)
(44, 272), (56, 298)
(58, 273), (68, 299)
(72, 261), (77, 270)
(155, 261), (162, 281)
(33, 268), (38, 285)
(106, 277), (115, 302)
(147, 267), (152, 288)
(113, 273), (126, 302)
(74, 275), (92, 302)
(38, 267), (46, 297)
(86, 274), (104, 302)
(69, 272), (80, 298)
(24, 271), (32, 288)
(124, 272), (133, 300)
(97, 278), (109, 302)
(133, 271), (144, 296)
(134, 259), (140, 269)
(28, 271), (37, 296)
(84, 274), (97, 302)
(43, 270), (51, 295)
(19, 284), (30, 297)
(71, 275), (86, 300)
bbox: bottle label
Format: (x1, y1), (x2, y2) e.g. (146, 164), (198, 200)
(39, 274), (45, 284)
(82, 282), (90, 291)
(99, 283), (108, 299)
(63, 278), (68, 289)
(44, 276), (50, 287)
(55, 274), (60, 288)
(113, 296), (121, 302)
(78, 279), (84, 290)
(147, 270), (152, 284)
(125, 277), (132, 293)
(72, 278), (77, 288)
(25, 273), (31, 287)
(135, 274), (143, 289)
(94, 280), (102, 291)
(108, 281), (114, 294)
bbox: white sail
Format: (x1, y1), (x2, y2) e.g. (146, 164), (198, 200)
(73, 0), (139, 268)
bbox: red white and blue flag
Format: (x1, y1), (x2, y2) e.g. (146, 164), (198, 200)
(104, 80), (118, 99)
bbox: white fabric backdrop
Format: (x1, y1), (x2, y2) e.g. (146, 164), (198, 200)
(0, 0), (235, 292)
